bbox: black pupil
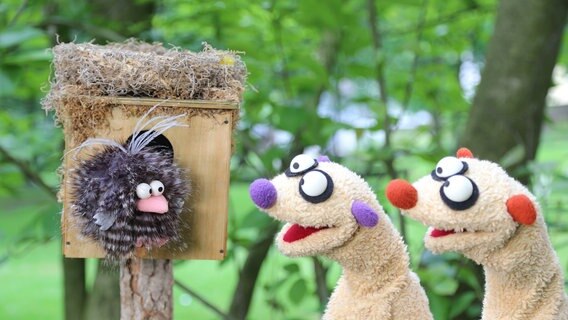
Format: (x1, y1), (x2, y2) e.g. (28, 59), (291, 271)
(437, 167), (443, 174)
(158, 187), (163, 192)
(293, 162), (299, 169)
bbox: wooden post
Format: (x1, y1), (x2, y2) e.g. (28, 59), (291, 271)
(120, 258), (173, 320)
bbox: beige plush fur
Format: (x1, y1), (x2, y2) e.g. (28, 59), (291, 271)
(256, 160), (432, 320)
(389, 153), (568, 320)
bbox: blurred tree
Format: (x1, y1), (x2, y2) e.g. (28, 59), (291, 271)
(451, 0), (568, 318)
(90, 0), (154, 39)
(84, 261), (120, 320)
(461, 0), (568, 184)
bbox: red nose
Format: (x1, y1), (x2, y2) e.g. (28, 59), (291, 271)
(385, 179), (418, 210)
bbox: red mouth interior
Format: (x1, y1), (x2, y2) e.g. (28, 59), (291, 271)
(430, 228), (456, 238)
(283, 224), (328, 243)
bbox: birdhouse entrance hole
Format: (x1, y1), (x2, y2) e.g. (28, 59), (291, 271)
(126, 131), (174, 158)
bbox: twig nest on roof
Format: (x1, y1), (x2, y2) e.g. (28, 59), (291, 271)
(42, 39), (247, 113)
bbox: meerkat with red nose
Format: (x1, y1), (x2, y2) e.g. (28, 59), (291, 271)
(386, 148), (568, 320)
(250, 155), (432, 320)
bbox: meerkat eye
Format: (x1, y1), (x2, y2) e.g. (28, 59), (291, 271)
(150, 180), (165, 196)
(439, 175), (479, 210)
(432, 156), (468, 181)
(285, 154), (318, 177)
(136, 183), (152, 199)
(299, 169), (334, 203)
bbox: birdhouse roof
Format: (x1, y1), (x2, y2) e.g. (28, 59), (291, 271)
(42, 40), (247, 112)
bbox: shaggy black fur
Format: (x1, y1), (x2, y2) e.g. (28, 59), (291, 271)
(71, 145), (189, 259)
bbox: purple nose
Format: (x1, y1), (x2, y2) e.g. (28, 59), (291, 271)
(249, 179), (277, 209)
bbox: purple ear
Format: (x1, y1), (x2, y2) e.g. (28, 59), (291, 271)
(351, 200), (379, 227)
(317, 155), (331, 162)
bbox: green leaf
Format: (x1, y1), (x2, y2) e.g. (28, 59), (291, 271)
(40, 203), (61, 239)
(273, 107), (311, 134)
(432, 277), (459, 296)
(288, 278), (307, 305)
(418, 261), (459, 296)
(426, 290), (452, 320)
(0, 70), (15, 97)
(466, 303), (483, 318)
(239, 208), (274, 230)
(2, 49), (52, 64)
(500, 145), (526, 169)
(264, 277), (288, 293)
(0, 28), (45, 49)
(283, 263), (300, 274)
(449, 292), (477, 318)
(457, 266), (482, 293)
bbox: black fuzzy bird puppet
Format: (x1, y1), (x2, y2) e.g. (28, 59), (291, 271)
(70, 109), (190, 259)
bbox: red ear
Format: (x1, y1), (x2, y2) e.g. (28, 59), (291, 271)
(506, 194), (537, 225)
(456, 147), (474, 158)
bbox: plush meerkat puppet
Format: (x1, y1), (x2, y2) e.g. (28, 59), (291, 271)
(70, 111), (190, 259)
(386, 147), (568, 320)
(250, 155), (432, 320)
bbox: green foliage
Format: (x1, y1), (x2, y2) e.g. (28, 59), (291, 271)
(0, 0), (61, 258)
(417, 252), (483, 319)
(1, 0), (568, 319)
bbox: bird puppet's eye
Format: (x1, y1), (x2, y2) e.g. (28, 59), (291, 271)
(431, 156), (468, 181)
(299, 169), (333, 203)
(150, 180), (165, 196)
(136, 183), (152, 199)
(439, 175), (479, 210)
(285, 154), (318, 177)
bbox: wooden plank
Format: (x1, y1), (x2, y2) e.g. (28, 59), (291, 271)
(77, 96), (239, 110)
(62, 104), (232, 260)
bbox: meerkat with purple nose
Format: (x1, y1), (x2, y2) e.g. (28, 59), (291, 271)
(250, 155), (432, 320)
(386, 148), (568, 320)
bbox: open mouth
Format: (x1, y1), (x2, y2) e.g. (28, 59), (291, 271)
(283, 224), (330, 243)
(429, 227), (469, 238)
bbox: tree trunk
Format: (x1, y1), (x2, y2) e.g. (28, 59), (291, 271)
(120, 259), (173, 320)
(63, 258), (87, 320)
(84, 260), (120, 320)
(90, 0), (155, 39)
(312, 257), (330, 309)
(456, 2), (567, 319)
(461, 0), (568, 183)
(228, 221), (279, 320)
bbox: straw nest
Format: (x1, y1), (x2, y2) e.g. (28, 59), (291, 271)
(43, 40), (246, 105)
(42, 40), (246, 143)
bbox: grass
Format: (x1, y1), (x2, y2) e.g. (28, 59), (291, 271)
(0, 120), (567, 319)
(0, 241), (63, 318)
(536, 121), (568, 270)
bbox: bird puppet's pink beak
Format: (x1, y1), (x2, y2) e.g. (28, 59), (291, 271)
(136, 195), (169, 214)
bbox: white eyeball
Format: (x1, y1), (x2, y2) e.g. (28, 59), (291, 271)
(300, 170), (328, 197)
(434, 156), (467, 179)
(288, 154), (317, 175)
(136, 183), (152, 199)
(442, 175), (474, 203)
(150, 180), (165, 196)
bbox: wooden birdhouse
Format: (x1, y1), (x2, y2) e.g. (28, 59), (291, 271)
(43, 41), (246, 260)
